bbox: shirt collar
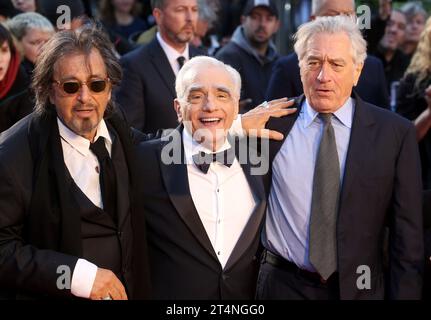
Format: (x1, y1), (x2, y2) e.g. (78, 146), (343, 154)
(182, 126), (232, 165)
(302, 97), (354, 129)
(57, 117), (112, 157)
(156, 32), (189, 63)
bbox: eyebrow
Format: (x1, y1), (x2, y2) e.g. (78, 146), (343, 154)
(188, 85), (233, 95)
(306, 55), (347, 64)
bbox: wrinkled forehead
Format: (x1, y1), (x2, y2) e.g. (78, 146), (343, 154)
(304, 31), (354, 59)
(183, 65), (235, 94)
(52, 48), (107, 78)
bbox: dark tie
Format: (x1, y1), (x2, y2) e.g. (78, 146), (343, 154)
(309, 113), (340, 280)
(192, 148), (235, 174)
(177, 56), (186, 69)
(89, 137), (117, 222)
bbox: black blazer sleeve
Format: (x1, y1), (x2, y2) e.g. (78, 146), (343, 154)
(0, 159), (78, 297)
(388, 123), (424, 299)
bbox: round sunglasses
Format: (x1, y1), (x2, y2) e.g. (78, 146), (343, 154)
(53, 78), (110, 95)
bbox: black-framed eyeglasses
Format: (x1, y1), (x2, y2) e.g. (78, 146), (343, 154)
(53, 78), (110, 95)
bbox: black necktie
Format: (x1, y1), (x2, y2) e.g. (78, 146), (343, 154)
(192, 148), (235, 174)
(90, 137), (117, 221)
(309, 113), (340, 280)
(177, 56), (186, 69)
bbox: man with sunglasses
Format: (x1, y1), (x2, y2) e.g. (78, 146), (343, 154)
(0, 24), (293, 300)
(0, 26), (150, 300)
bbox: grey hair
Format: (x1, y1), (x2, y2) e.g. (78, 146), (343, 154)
(400, 2), (428, 22)
(175, 56), (241, 102)
(294, 15), (367, 66)
(198, 0), (219, 28)
(6, 12), (54, 40)
(32, 24), (122, 116)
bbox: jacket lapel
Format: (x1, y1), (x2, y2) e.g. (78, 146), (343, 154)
(148, 38), (176, 97)
(338, 95), (376, 212)
(158, 127), (219, 261)
(110, 133), (130, 229)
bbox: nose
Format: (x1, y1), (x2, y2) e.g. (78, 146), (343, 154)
(317, 63), (331, 83)
(202, 95), (217, 112)
(77, 83), (91, 103)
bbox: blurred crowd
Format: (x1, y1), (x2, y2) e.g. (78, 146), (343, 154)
(1, 0), (431, 300)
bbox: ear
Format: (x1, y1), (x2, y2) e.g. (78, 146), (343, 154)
(174, 98), (183, 122)
(353, 62), (364, 86)
(153, 8), (162, 26)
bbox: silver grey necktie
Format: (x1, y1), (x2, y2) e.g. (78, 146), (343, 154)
(309, 113), (340, 280)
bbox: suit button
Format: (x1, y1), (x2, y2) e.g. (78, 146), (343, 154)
(117, 231), (123, 237)
(222, 274), (230, 281)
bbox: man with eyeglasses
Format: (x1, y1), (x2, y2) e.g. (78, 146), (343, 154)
(0, 24), (294, 300)
(0, 25), (150, 300)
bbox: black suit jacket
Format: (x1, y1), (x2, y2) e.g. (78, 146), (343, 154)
(0, 111), (151, 299)
(134, 127), (266, 299)
(264, 94), (424, 299)
(115, 38), (203, 133)
(265, 53), (390, 109)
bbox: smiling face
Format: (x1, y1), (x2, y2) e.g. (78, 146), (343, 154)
(0, 41), (11, 81)
(49, 49), (112, 141)
(175, 64), (239, 151)
(300, 31), (363, 113)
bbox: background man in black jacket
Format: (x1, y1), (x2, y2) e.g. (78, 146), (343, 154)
(216, 0), (280, 113)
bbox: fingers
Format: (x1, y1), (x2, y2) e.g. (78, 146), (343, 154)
(90, 268), (128, 300)
(269, 99), (295, 109)
(268, 107), (297, 118)
(248, 129), (284, 141)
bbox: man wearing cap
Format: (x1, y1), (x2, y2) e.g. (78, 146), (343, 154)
(216, 0), (280, 113)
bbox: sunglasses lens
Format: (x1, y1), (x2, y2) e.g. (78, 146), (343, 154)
(62, 82), (80, 94)
(89, 80), (107, 93)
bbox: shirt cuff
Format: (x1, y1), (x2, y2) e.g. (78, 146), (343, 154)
(71, 259), (98, 299)
(230, 115), (245, 138)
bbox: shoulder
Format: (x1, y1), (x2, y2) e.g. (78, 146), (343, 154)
(0, 114), (33, 166)
(215, 42), (243, 58)
(121, 40), (155, 63)
(358, 99), (415, 133)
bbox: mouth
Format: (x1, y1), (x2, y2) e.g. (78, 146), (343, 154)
(74, 108), (95, 117)
(316, 89), (333, 94)
(199, 117), (223, 127)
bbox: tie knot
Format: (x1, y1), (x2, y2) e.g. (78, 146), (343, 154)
(90, 137), (109, 161)
(177, 56), (186, 69)
(319, 113), (333, 124)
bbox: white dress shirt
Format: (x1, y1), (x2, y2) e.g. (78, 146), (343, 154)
(182, 128), (256, 268)
(57, 118), (113, 298)
(156, 32), (190, 76)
